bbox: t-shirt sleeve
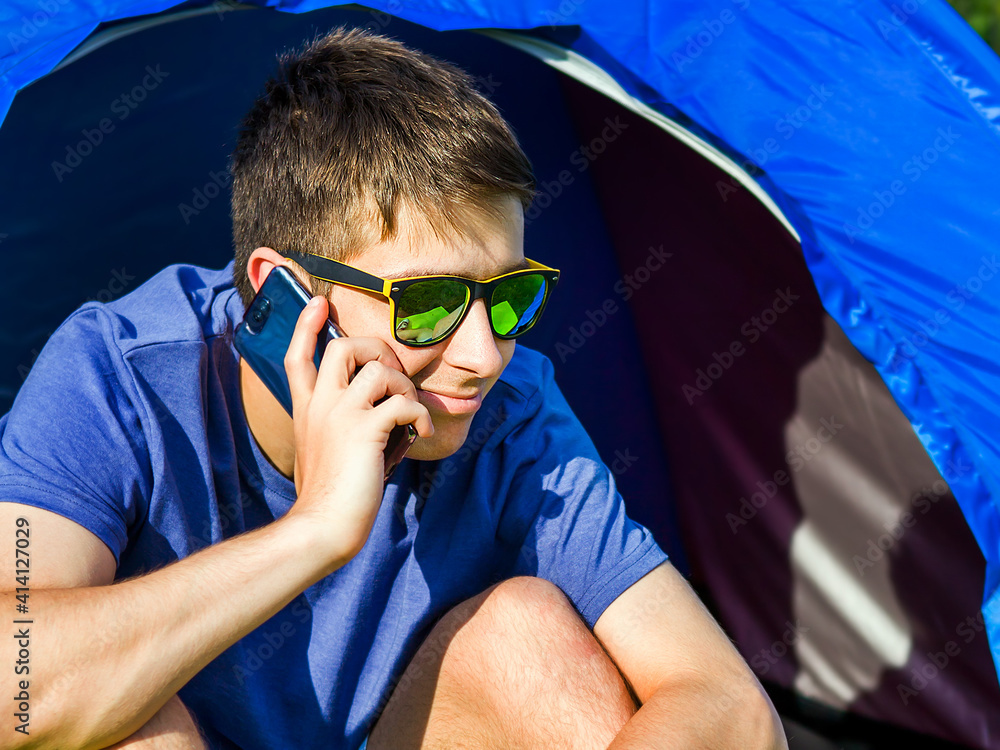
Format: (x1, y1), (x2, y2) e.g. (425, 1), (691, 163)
(494, 356), (669, 629)
(0, 305), (152, 564)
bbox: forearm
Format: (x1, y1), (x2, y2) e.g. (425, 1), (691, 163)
(2, 512), (338, 750)
(606, 672), (787, 750)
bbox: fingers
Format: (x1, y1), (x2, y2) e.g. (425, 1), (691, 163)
(286, 295), (399, 396)
(375, 393), (435, 438)
(285, 296), (328, 414)
(339, 362), (433, 436)
(348, 360), (418, 403)
(317, 337), (405, 393)
(285, 296), (427, 434)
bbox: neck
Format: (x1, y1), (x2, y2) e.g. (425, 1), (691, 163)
(239, 358), (296, 480)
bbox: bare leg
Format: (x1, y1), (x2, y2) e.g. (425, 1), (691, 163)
(368, 576), (638, 750)
(105, 695), (208, 749)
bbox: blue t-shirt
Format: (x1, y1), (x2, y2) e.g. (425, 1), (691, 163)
(0, 261), (668, 749)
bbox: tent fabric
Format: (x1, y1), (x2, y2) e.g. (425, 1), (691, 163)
(0, 6), (685, 565)
(5, 0), (1000, 610)
(3, 0), (1000, 742)
(562, 73), (1000, 745)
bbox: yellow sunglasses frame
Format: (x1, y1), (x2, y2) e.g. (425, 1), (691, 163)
(281, 250), (560, 347)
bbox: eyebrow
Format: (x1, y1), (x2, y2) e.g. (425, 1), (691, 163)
(389, 258), (531, 279)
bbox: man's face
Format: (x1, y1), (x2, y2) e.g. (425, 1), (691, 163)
(314, 197), (523, 461)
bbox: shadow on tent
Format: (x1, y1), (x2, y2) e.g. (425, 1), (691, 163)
(1, 5), (996, 748)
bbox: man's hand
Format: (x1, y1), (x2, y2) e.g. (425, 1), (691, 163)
(283, 295), (434, 566)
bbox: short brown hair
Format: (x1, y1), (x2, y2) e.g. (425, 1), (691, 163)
(230, 26), (536, 308)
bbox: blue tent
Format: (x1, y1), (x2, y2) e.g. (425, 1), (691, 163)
(3, 0), (999, 744)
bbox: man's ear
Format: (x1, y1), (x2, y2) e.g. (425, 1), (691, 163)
(246, 247), (313, 294)
(244, 246), (342, 327)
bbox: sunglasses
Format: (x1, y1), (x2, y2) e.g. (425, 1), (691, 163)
(281, 250), (560, 347)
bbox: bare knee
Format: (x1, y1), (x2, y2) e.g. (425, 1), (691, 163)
(370, 577), (636, 749)
(408, 576), (585, 669)
(477, 575), (578, 621)
(443, 577), (636, 737)
(460, 576), (608, 669)
(474, 577), (628, 677)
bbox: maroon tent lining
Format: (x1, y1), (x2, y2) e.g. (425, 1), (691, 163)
(561, 75), (817, 688)
(557, 75), (999, 746)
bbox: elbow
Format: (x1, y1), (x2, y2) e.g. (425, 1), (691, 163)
(7, 686), (127, 750)
(14, 721), (138, 750)
(739, 686), (788, 750)
(7, 712), (95, 750)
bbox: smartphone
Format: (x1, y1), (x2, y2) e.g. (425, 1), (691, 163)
(234, 265), (417, 485)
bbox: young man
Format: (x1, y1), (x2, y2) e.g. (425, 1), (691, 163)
(0, 28), (785, 749)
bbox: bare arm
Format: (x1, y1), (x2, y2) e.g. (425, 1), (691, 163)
(0, 289), (433, 750)
(104, 693), (208, 749)
(0, 502), (337, 750)
(0, 505), (207, 749)
(595, 562), (787, 749)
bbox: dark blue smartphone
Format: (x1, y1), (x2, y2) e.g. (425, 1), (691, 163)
(234, 265), (416, 485)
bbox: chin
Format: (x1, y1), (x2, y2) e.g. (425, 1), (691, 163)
(404, 417), (473, 462)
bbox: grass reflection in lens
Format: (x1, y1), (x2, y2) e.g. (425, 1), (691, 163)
(492, 274), (545, 335)
(396, 279), (468, 343)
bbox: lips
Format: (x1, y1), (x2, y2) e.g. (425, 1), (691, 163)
(417, 389), (484, 415)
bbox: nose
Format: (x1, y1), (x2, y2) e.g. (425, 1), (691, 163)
(442, 298), (506, 377)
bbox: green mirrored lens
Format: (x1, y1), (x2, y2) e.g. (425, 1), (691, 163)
(492, 274), (546, 336)
(395, 280), (469, 343)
